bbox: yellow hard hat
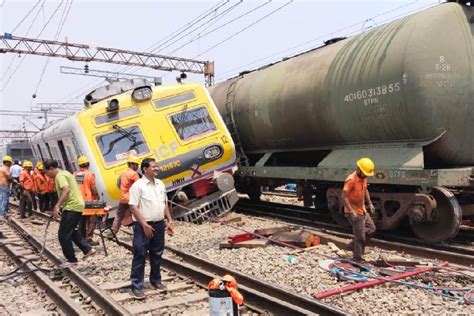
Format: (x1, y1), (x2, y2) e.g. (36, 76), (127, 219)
(127, 156), (140, 165)
(2, 155), (12, 163)
(37, 162), (44, 170)
(77, 155), (89, 166)
(357, 158), (375, 177)
(23, 161), (33, 168)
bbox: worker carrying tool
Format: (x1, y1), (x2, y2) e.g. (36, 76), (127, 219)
(19, 161), (34, 218)
(208, 274), (243, 316)
(74, 156), (99, 246)
(341, 158), (377, 262)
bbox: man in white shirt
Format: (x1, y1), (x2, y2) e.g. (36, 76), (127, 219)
(10, 160), (22, 200)
(128, 157), (174, 300)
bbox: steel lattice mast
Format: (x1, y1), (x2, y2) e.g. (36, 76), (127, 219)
(0, 34), (215, 85)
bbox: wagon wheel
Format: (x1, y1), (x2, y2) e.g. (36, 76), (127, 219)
(410, 187), (462, 243)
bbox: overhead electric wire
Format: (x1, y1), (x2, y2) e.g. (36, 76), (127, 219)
(55, 1), (232, 103)
(215, 0), (427, 80)
(1, 0), (66, 92)
(196, 0), (294, 58)
(1, 0), (46, 82)
(167, 0), (271, 55)
(9, 0), (43, 33)
(33, 0), (74, 96)
(157, 0), (243, 55)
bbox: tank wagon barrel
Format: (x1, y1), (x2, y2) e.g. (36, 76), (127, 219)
(209, 2), (474, 242)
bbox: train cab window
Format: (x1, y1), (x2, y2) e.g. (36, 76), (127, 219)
(94, 106), (140, 125)
(96, 124), (149, 165)
(154, 91), (196, 109)
(170, 106), (217, 141)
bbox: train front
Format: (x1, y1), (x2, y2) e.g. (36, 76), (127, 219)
(77, 80), (238, 223)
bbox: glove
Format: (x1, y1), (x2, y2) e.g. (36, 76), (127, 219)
(368, 204), (375, 215)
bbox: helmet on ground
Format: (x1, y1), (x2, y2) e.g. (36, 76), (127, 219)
(77, 156), (89, 166)
(357, 158), (375, 176)
(222, 274), (237, 288)
(2, 155), (12, 163)
(127, 156), (140, 165)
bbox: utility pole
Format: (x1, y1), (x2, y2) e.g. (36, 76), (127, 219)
(0, 34), (215, 85)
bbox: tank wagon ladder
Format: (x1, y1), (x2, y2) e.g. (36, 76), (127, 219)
(223, 78), (249, 167)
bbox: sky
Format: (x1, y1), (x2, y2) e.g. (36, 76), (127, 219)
(0, 0), (441, 136)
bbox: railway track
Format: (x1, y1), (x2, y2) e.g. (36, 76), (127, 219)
(5, 202), (347, 315)
(1, 216), (127, 315)
(235, 198), (474, 267)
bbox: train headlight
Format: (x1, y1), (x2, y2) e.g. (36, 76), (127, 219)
(204, 145), (222, 160)
(132, 86), (153, 101)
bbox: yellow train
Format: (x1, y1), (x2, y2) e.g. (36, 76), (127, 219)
(30, 79), (238, 222)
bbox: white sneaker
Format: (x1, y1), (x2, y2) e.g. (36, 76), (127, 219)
(57, 261), (78, 269)
(83, 248), (97, 260)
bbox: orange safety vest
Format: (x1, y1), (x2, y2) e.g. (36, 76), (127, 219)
(73, 168), (96, 202)
(34, 172), (48, 194)
(20, 170), (34, 191)
(119, 168), (139, 204)
(45, 175), (56, 193)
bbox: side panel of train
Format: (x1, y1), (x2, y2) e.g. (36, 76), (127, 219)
(30, 83), (238, 222)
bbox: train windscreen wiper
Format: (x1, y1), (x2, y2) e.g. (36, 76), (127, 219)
(112, 124), (137, 143)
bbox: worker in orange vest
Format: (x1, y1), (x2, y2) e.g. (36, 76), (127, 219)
(19, 161), (34, 218)
(45, 173), (57, 212)
(74, 156), (99, 245)
(31, 162), (39, 211)
(112, 156), (140, 234)
(34, 162), (49, 212)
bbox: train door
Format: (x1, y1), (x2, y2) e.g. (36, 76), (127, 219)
(45, 143), (53, 158)
(57, 140), (73, 172)
(36, 144), (44, 161)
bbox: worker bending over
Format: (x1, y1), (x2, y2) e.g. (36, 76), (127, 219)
(341, 158), (377, 262)
(44, 159), (95, 267)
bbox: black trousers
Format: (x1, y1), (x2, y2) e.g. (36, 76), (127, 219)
(58, 210), (92, 263)
(130, 221), (165, 290)
(38, 193), (49, 212)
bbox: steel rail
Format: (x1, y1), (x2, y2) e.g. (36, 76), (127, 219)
(6, 215), (131, 315)
(0, 225), (88, 315)
(21, 205), (348, 315)
(235, 199), (474, 266)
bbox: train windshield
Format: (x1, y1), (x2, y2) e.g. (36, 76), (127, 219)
(170, 106), (217, 141)
(96, 124), (149, 164)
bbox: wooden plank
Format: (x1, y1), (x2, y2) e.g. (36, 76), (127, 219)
(270, 231), (315, 248)
(219, 239), (268, 249)
(100, 275), (174, 291)
(254, 226), (292, 237)
(127, 292), (208, 314)
(111, 282), (193, 302)
(219, 216), (242, 225)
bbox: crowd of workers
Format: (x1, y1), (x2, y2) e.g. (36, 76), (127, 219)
(0, 152), (376, 299)
(0, 154), (173, 299)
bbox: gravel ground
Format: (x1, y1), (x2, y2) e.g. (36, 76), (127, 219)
(9, 211), (473, 315)
(164, 213), (474, 315)
(0, 241), (58, 315)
